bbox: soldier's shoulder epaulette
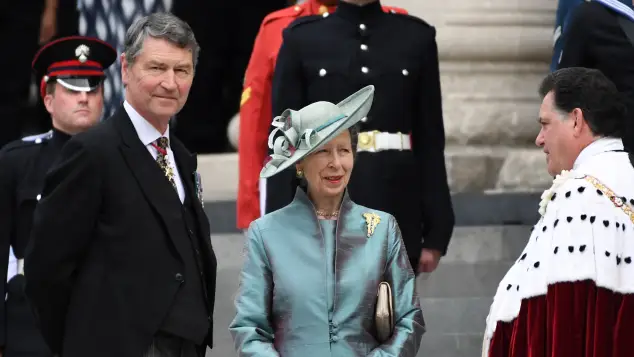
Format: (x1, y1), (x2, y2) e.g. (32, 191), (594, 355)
(0, 131), (52, 154)
(382, 6), (408, 15)
(287, 14), (325, 31)
(392, 12), (434, 29)
(262, 4), (307, 26)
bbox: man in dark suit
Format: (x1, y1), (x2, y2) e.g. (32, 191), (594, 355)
(0, 35), (115, 357)
(265, 0), (455, 274)
(25, 13), (217, 357)
(557, 0), (634, 150)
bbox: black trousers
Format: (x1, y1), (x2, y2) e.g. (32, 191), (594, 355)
(143, 332), (203, 357)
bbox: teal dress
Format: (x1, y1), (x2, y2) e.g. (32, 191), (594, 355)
(229, 188), (424, 356)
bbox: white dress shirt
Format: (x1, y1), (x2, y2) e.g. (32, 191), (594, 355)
(123, 100), (186, 203)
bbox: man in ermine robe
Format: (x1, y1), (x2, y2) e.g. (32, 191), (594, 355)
(483, 67), (634, 357)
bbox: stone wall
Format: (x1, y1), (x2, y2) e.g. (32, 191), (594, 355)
(386, 0), (557, 193)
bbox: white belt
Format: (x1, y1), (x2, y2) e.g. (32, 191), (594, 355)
(17, 259), (24, 276)
(357, 131), (412, 152)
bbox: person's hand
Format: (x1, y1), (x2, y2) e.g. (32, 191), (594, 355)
(417, 248), (442, 273)
(39, 7), (57, 44)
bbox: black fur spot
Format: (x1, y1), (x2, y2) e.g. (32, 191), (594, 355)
(625, 257), (632, 264)
(617, 256), (622, 265)
(554, 219), (559, 227)
(533, 261), (540, 268)
(606, 251), (611, 257)
(580, 245), (586, 252)
(616, 222), (620, 229)
(581, 214), (587, 220)
(597, 189), (603, 196)
(506, 284), (512, 290)
(578, 186), (586, 193)
(520, 253), (527, 261)
(554, 247), (559, 254)
(542, 226), (547, 232)
(551, 193), (557, 201)
(603, 220), (610, 227)
(567, 216), (573, 223)
(623, 224), (626, 232)
(516, 285), (520, 291)
(590, 216), (596, 223)
(568, 246), (574, 253)
(565, 191), (571, 198)
(630, 199), (634, 206)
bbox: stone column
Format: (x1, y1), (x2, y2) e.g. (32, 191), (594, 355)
(387, 0), (556, 193)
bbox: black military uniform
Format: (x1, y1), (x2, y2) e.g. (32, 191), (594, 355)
(0, 36), (115, 357)
(557, 0), (634, 152)
(266, 0), (455, 270)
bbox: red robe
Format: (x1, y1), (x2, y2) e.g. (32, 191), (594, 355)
(483, 147), (634, 357)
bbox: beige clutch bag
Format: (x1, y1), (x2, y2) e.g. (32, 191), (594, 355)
(375, 281), (394, 343)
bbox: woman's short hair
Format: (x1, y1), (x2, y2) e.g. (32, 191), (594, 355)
(538, 67), (627, 138)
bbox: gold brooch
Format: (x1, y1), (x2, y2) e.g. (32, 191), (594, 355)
(363, 212), (381, 238)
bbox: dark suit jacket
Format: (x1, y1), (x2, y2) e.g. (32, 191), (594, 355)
(558, 1), (634, 149)
(24, 107), (217, 357)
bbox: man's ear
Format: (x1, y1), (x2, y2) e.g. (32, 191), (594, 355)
(121, 53), (129, 86)
(43, 93), (54, 115)
(571, 107), (585, 136)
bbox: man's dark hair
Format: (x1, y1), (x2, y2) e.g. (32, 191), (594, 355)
(538, 67), (626, 138)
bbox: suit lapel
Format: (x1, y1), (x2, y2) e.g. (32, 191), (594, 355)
(112, 108), (188, 261)
(170, 137), (212, 249)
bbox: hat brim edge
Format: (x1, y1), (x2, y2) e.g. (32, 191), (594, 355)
(259, 85), (375, 179)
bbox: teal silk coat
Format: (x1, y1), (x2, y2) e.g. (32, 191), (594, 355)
(229, 188), (425, 356)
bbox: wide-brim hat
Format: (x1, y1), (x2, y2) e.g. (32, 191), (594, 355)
(32, 36), (117, 98)
(260, 85), (375, 179)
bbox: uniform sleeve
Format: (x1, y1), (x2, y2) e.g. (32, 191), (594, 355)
(369, 217), (425, 357)
(414, 27), (455, 255)
(557, 3), (591, 69)
(0, 150), (16, 346)
(24, 137), (102, 354)
(238, 21), (276, 229)
(229, 221), (280, 356)
(265, 28), (304, 214)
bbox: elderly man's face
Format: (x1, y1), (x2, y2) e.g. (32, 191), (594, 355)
(122, 37), (194, 130)
(535, 91), (586, 176)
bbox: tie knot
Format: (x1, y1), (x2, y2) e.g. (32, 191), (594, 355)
(155, 136), (169, 150)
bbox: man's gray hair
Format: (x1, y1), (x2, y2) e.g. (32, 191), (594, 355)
(123, 12), (200, 68)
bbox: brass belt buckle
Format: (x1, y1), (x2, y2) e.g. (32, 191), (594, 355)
(359, 130), (379, 151)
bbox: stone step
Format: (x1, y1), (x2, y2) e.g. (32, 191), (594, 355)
(197, 146), (551, 203)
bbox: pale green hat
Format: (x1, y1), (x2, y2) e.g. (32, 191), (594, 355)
(260, 85), (375, 179)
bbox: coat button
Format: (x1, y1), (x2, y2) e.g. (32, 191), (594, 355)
(360, 44), (368, 51)
(322, 12), (329, 18)
(361, 67), (369, 74)
(36, 194), (41, 201)
(359, 23), (366, 31)
(175, 273), (184, 282)
(402, 69), (409, 76)
(319, 68), (327, 77)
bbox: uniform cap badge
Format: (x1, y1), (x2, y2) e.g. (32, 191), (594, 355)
(75, 44), (90, 63)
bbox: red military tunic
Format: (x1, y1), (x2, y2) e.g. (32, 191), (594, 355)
(236, 1), (407, 229)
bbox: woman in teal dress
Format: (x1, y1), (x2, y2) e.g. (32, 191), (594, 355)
(229, 85), (424, 356)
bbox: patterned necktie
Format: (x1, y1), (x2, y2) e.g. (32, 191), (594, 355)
(151, 137), (177, 190)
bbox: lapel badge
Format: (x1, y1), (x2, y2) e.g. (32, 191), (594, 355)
(194, 171), (204, 208)
(363, 212), (381, 238)
(75, 44), (90, 63)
